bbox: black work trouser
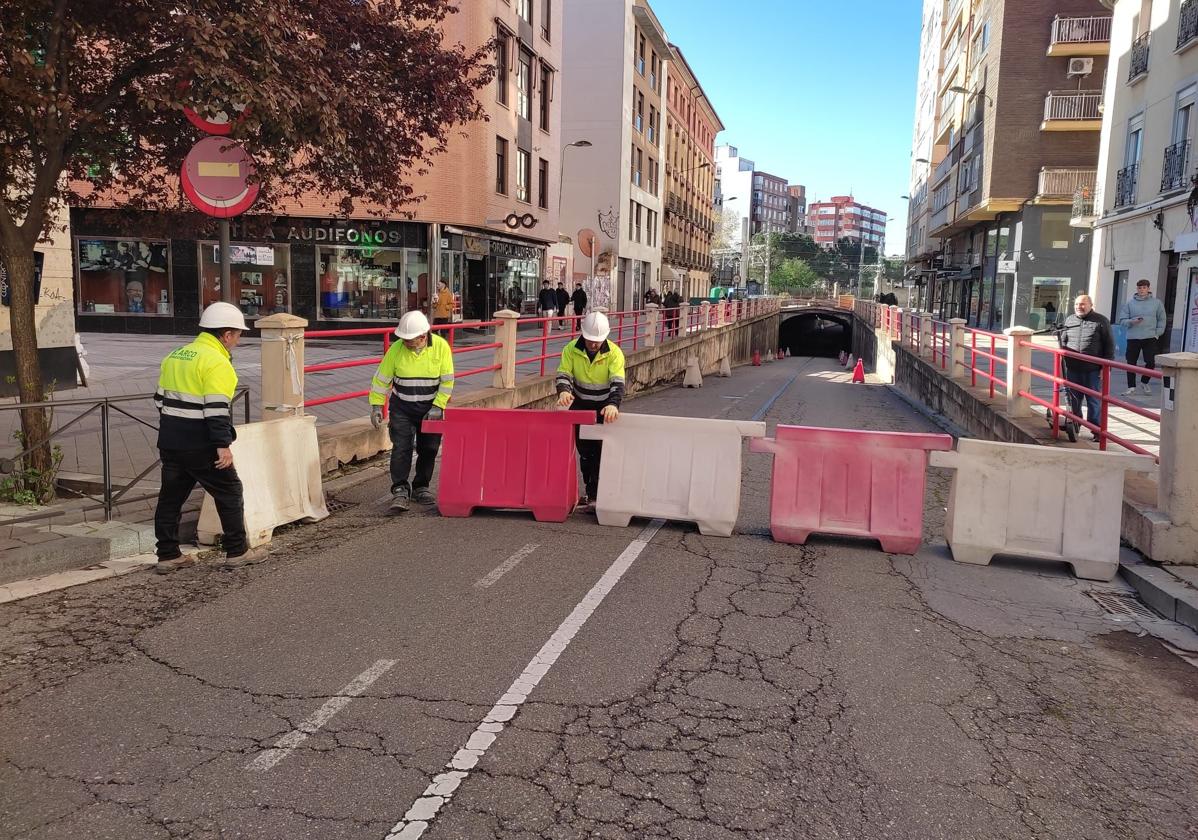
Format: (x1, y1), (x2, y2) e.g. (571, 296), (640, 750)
(1125, 338), (1158, 387)
(389, 407), (441, 493)
(572, 405), (603, 499)
(155, 447), (247, 559)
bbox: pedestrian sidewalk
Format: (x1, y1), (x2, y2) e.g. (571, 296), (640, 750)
(1121, 553), (1198, 636)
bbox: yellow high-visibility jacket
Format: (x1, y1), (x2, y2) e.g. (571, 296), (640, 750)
(555, 338), (626, 410)
(154, 331), (238, 450)
(370, 333), (455, 418)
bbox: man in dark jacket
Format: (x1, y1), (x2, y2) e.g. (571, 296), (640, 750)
(663, 286), (683, 337)
(571, 282), (587, 318)
(538, 280), (557, 323)
(555, 281), (570, 330)
(1058, 294), (1114, 440)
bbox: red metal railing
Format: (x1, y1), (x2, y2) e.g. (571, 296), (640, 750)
(1018, 341), (1162, 460)
(930, 319), (951, 370)
(957, 326), (1006, 399)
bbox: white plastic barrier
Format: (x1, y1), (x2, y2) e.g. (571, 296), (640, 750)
(929, 439), (1154, 581)
(580, 413), (766, 536)
(199, 415), (330, 549)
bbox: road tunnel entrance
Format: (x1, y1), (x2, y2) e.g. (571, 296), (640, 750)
(779, 311), (853, 358)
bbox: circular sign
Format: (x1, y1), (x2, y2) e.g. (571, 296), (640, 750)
(577, 228), (598, 258)
(183, 104), (247, 136)
(505, 213), (521, 229)
(181, 136), (260, 218)
(520, 213), (537, 229)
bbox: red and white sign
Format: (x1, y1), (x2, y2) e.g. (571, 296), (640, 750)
(181, 136), (260, 218)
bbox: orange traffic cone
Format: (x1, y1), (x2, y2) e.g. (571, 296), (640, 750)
(851, 359), (865, 383)
(752, 350), (762, 366)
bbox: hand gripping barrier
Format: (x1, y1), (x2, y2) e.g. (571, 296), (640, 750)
(198, 415), (330, 548)
(579, 413), (766, 536)
(929, 439), (1155, 581)
(750, 426), (953, 554)
(422, 408), (597, 522)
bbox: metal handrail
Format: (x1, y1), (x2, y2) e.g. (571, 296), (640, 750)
(1, 389), (252, 524)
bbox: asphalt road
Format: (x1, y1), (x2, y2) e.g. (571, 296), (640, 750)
(2, 357), (1197, 840)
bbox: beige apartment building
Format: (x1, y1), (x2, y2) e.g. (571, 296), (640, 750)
(69, 0), (564, 335)
(1087, 0), (1198, 353)
(662, 45), (723, 301)
(912, 0), (1108, 331)
(560, 0), (670, 311)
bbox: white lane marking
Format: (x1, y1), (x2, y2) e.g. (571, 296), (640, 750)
(384, 520), (666, 840)
(248, 659), (398, 771)
(474, 543), (540, 589)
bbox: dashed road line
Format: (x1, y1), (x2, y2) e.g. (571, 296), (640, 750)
(247, 659), (398, 771)
(473, 543), (540, 589)
(384, 520), (666, 840)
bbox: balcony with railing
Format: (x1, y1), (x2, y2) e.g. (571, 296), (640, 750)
(1161, 140), (1192, 193)
(1114, 163), (1139, 210)
(1041, 91), (1103, 131)
(1181, 0), (1198, 51)
(1037, 167), (1097, 200)
(1071, 185), (1099, 227)
(1047, 15), (1112, 56)
(929, 181), (955, 233)
(1128, 33), (1150, 82)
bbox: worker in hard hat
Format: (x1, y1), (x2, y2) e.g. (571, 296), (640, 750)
(370, 311), (454, 511)
(153, 302), (266, 572)
(555, 311), (625, 511)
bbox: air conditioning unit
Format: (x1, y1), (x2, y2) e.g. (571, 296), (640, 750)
(1068, 57), (1094, 78)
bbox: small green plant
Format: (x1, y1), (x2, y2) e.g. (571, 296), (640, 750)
(0, 382), (63, 506)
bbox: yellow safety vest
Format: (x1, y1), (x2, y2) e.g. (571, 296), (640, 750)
(556, 338), (626, 409)
(370, 333), (455, 416)
(154, 331), (238, 449)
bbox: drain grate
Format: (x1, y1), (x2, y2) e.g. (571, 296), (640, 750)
(1087, 590), (1160, 620)
(326, 497), (358, 514)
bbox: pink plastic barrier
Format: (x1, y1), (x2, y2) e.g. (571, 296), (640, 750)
(423, 408), (595, 522)
(750, 425), (953, 554)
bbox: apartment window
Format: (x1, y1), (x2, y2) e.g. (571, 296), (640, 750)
(517, 49), (532, 120)
(650, 51), (659, 92)
(629, 200), (636, 240)
(516, 0), (531, 24)
(631, 146), (643, 187)
(495, 29), (510, 106)
(496, 137), (508, 195)
(516, 148), (531, 202)
(635, 91), (644, 132)
(635, 203), (643, 243)
(970, 21), (990, 65)
(647, 209), (657, 247)
(636, 33), (646, 75)
(538, 157), (549, 209)
(648, 158), (658, 195)
(648, 106), (657, 143)
(539, 63), (553, 131)
(541, 0), (552, 40)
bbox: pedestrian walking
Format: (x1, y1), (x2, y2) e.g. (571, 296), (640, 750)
(555, 312), (624, 512)
(1058, 294), (1115, 442)
(507, 281), (524, 314)
(1116, 278), (1167, 396)
(369, 311), (455, 511)
(432, 279), (454, 326)
(555, 281), (570, 330)
(663, 286), (683, 337)
(538, 280), (557, 324)
(571, 282), (588, 322)
(644, 287), (662, 308)
(153, 302), (266, 572)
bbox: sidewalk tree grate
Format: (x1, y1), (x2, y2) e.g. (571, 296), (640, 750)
(1087, 590), (1160, 620)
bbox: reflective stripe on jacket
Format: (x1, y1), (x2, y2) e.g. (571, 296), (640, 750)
(555, 337), (626, 409)
(369, 333), (455, 417)
(154, 331), (238, 450)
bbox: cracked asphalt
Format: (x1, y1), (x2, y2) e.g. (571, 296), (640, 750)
(2, 356), (1198, 840)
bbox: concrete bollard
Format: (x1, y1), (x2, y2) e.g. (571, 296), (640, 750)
(699, 301), (711, 329)
(644, 303), (661, 347)
(492, 309), (520, 390)
(889, 305), (901, 340)
(948, 318), (968, 381)
(258, 313), (309, 419)
(1156, 353), (1198, 563)
(683, 355), (703, 388)
(679, 302), (691, 335)
(919, 311), (933, 358)
(1004, 327), (1035, 417)
(719, 356), (732, 377)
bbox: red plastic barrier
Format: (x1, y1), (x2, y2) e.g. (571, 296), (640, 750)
(422, 408), (596, 522)
(750, 425), (953, 554)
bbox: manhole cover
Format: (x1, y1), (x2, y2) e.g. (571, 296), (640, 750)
(1087, 591), (1159, 620)
(326, 498), (358, 514)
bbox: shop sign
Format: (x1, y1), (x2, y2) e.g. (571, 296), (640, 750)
(1032, 276), (1071, 286)
(490, 240), (541, 260)
(285, 225), (406, 246)
(997, 259), (1017, 273)
(463, 235), (488, 257)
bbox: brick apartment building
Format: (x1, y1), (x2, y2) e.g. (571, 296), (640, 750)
(808, 195), (888, 250)
(751, 171), (791, 236)
(915, 0), (1108, 330)
(70, 0), (564, 335)
(787, 185), (810, 235)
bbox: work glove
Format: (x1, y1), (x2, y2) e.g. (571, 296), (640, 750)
(557, 391), (575, 409)
(426, 406), (444, 421)
(370, 405), (384, 429)
(601, 405), (619, 424)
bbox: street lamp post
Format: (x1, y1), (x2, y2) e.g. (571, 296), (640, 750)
(557, 139), (593, 228)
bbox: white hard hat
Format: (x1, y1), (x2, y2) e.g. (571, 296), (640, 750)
(395, 310), (431, 340)
(581, 312), (610, 342)
(198, 301), (248, 331)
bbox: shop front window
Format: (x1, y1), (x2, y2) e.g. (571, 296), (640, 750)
(496, 256), (541, 315)
(318, 244), (429, 321)
(440, 251), (466, 321)
(200, 242), (291, 318)
(1030, 277), (1071, 330)
(77, 238), (170, 314)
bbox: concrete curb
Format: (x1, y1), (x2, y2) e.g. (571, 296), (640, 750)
(0, 553), (159, 604)
(1119, 550), (1198, 634)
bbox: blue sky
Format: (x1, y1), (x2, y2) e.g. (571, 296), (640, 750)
(651, 0), (923, 254)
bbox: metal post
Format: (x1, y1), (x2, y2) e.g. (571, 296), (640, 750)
(219, 219), (232, 303)
(100, 401), (113, 521)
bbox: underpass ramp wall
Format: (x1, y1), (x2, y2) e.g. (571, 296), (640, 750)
(199, 415), (329, 548)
